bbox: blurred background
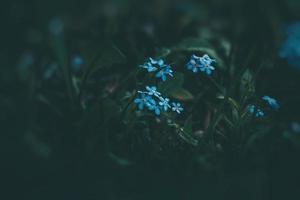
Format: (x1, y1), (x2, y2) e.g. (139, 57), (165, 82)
(1, 0), (300, 199)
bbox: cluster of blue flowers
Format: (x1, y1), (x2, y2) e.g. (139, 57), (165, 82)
(139, 58), (173, 81)
(248, 105), (265, 117)
(134, 86), (183, 116)
(136, 54), (217, 116)
(248, 96), (279, 118)
(279, 22), (300, 70)
(186, 54), (216, 75)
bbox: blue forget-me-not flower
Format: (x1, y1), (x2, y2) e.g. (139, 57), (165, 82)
(71, 55), (84, 72)
(134, 93), (153, 110)
(262, 96), (279, 110)
(139, 57), (162, 72)
(171, 102), (184, 114)
(199, 54), (216, 75)
(156, 65), (173, 81)
(186, 54), (216, 75)
(135, 87), (161, 115)
(248, 105), (264, 117)
(145, 97), (161, 115)
(134, 86), (183, 116)
(139, 58), (173, 81)
(158, 97), (171, 111)
(186, 55), (201, 73)
(144, 86), (161, 97)
(279, 22), (300, 70)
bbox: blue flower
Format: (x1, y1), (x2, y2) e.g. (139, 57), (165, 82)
(198, 54), (216, 75)
(145, 86), (161, 97)
(248, 105), (264, 118)
(134, 92), (161, 115)
(256, 109), (264, 117)
(262, 96), (279, 110)
(186, 55), (201, 73)
(71, 55), (83, 72)
(248, 105), (255, 113)
(158, 97), (171, 111)
(134, 86), (183, 116)
(155, 65), (173, 81)
(149, 57), (164, 66)
(139, 62), (157, 72)
(279, 22), (300, 70)
(145, 98), (161, 115)
(171, 102), (184, 114)
(139, 57), (173, 81)
(186, 54), (216, 75)
(134, 93), (152, 110)
(139, 57), (164, 72)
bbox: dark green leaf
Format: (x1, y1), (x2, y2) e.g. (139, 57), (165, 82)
(108, 153), (133, 167)
(240, 69), (255, 95)
(158, 72), (184, 95)
(184, 115), (193, 134)
(170, 88), (194, 101)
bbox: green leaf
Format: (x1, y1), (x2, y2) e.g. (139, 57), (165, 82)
(50, 35), (74, 102)
(228, 97), (240, 123)
(228, 97), (240, 111)
(170, 88), (194, 101)
(157, 72), (184, 95)
(82, 43), (126, 82)
(102, 98), (121, 121)
(177, 128), (198, 146)
(108, 153), (133, 167)
(240, 69), (255, 95)
(184, 115), (193, 134)
(155, 47), (172, 58)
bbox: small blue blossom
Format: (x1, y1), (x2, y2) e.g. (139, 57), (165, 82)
(186, 55), (201, 73)
(139, 57), (173, 81)
(171, 102), (184, 114)
(186, 54), (216, 75)
(139, 57), (164, 72)
(134, 86), (183, 116)
(145, 98), (161, 115)
(262, 96), (279, 110)
(279, 22), (300, 70)
(145, 86), (161, 97)
(149, 57), (164, 66)
(158, 97), (171, 111)
(198, 54), (216, 75)
(139, 62), (157, 72)
(255, 109), (264, 117)
(248, 105), (255, 113)
(155, 65), (173, 81)
(71, 55), (84, 72)
(134, 93), (152, 110)
(134, 92), (161, 115)
(248, 105), (264, 118)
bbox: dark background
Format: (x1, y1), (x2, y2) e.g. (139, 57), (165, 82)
(1, 0), (300, 199)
